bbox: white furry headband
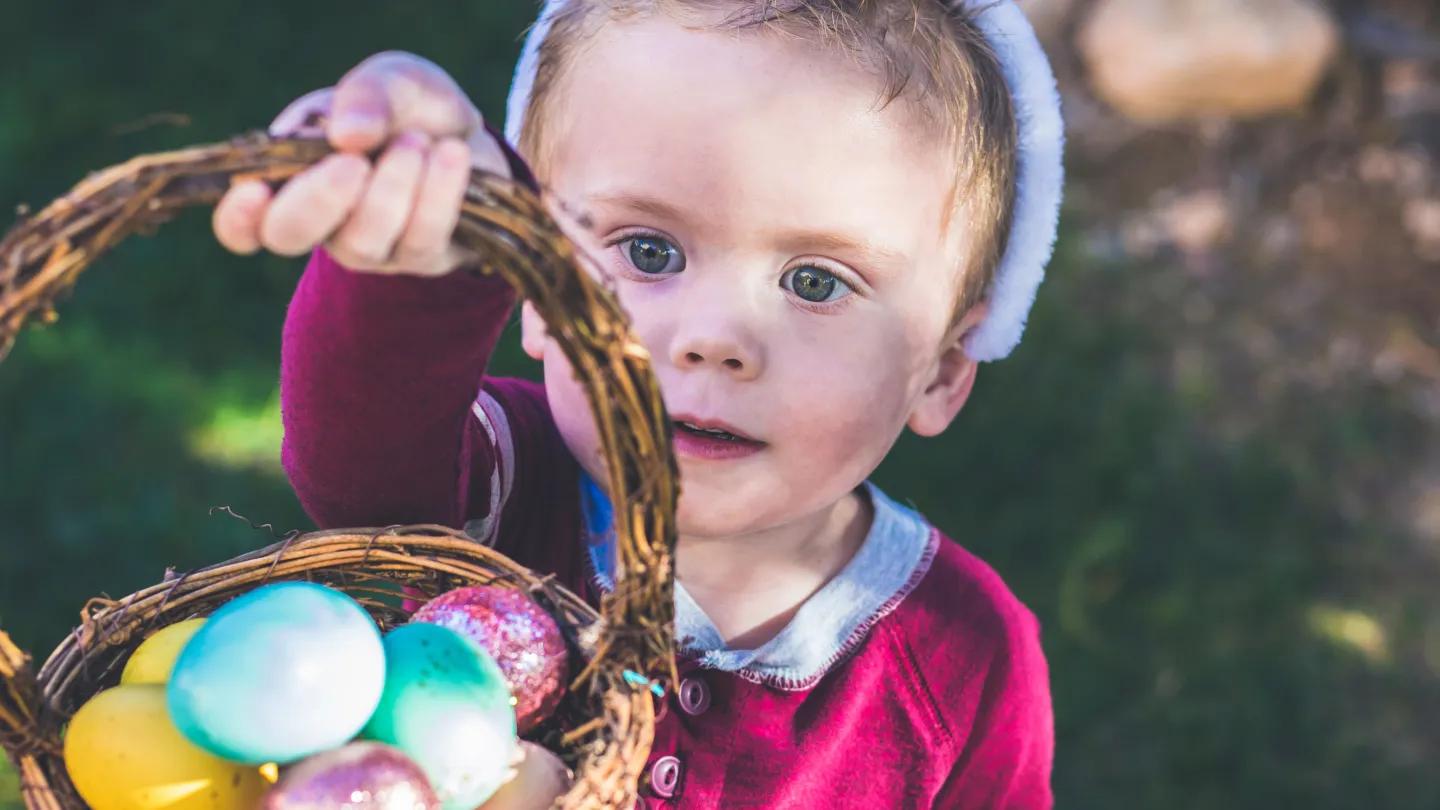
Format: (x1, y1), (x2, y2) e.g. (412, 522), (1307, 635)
(503, 0), (1064, 361)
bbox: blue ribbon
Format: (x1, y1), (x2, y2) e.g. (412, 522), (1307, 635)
(623, 669), (665, 698)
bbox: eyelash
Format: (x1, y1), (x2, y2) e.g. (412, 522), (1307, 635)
(604, 230), (864, 312)
(781, 263), (861, 313)
(607, 229), (684, 281)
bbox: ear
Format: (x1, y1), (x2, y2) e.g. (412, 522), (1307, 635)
(907, 302), (988, 437)
(521, 300), (548, 361)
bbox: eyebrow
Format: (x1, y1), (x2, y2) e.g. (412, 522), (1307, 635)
(585, 192), (690, 223)
(777, 231), (911, 277)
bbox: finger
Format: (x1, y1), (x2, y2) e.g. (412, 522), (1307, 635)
(260, 153), (371, 256)
(330, 51), (481, 152)
(330, 131), (430, 266)
(269, 87), (335, 137)
(328, 67), (392, 153)
(212, 180), (273, 255)
(391, 137), (471, 270)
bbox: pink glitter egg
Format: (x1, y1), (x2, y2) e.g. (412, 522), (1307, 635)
(261, 742), (439, 810)
(410, 586), (569, 732)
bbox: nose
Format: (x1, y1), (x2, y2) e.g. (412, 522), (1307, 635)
(673, 337), (757, 378)
(668, 310), (764, 381)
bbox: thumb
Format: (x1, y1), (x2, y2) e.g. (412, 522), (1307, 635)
(269, 87), (334, 138)
(328, 51), (482, 153)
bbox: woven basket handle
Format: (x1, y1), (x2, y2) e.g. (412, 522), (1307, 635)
(0, 133), (680, 683)
(0, 630), (50, 758)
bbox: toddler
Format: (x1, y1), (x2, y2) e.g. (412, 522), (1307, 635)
(213, 0), (1065, 807)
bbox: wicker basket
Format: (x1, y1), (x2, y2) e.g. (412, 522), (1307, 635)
(0, 133), (679, 810)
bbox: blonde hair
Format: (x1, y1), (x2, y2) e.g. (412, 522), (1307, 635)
(518, 0), (1018, 317)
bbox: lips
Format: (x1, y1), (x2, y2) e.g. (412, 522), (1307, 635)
(669, 414), (761, 445)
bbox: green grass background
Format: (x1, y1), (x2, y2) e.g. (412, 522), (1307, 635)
(2, 1), (1437, 808)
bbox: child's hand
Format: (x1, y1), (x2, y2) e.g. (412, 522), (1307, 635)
(212, 51), (513, 277)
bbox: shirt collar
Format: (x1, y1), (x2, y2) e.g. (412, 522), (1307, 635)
(580, 472), (936, 689)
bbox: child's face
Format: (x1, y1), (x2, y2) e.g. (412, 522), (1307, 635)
(522, 11), (984, 538)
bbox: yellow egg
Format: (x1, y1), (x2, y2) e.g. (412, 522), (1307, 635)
(122, 619), (206, 685)
(63, 685), (269, 810)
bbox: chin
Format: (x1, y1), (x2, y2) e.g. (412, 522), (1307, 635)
(674, 498), (759, 539)
(671, 473), (809, 540)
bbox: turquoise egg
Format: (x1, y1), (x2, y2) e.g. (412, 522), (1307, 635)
(363, 623), (518, 810)
(167, 581), (387, 765)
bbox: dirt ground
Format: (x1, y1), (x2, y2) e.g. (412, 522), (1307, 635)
(1049, 0), (1440, 777)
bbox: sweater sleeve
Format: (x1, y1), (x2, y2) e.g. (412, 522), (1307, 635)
(279, 248), (518, 529)
(279, 119), (544, 531)
(933, 610), (1055, 810)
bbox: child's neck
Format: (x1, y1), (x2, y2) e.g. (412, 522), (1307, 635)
(674, 488), (874, 651)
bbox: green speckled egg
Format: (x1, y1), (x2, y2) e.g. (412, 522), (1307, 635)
(363, 623), (518, 810)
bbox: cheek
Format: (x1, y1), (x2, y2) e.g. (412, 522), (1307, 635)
(534, 289), (675, 484)
(614, 288), (673, 360)
(805, 366), (911, 447)
(540, 346), (606, 477)
(772, 319), (927, 454)
(521, 302), (547, 361)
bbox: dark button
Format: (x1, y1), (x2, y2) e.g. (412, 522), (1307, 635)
(678, 676), (711, 715)
(649, 755), (682, 798)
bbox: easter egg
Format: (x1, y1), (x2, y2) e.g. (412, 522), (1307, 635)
(410, 586), (569, 732)
(477, 743), (572, 810)
(63, 685), (270, 810)
(362, 623), (517, 810)
(168, 581), (386, 764)
(260, 742), (439, 810)
(122, 618), (207, 685)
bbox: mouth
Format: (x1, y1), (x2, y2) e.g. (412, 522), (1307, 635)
(670, 415), (762, 445)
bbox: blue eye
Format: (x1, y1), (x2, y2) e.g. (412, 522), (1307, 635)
(623, 235), (684, 275)
(782, 265), (852, 303)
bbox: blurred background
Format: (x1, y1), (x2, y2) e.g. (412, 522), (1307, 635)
(2, 0), (1439, 807)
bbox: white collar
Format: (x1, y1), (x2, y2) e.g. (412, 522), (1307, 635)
(580, 474), (937, 689)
